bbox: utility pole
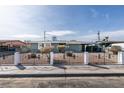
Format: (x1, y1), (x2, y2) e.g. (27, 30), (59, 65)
(44, 30), (46, 42)
(97, 31), (100, 41)
(97, 31), (101, 52)
(44, 30), (46, 47)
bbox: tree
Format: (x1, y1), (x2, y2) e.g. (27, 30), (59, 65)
(40, 46), (54, 54)
(40, 46), (54, 62)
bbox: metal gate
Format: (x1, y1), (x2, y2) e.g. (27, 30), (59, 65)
(53, 53), (84, 65)
(89, 52), (118, 65)
(20, 53), (50, 65)
(0, 52), (14, 65)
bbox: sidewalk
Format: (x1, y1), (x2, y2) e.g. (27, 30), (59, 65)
(0, 65), (124, 77)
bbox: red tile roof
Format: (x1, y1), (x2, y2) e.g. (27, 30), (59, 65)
(0, 40), (31, 47)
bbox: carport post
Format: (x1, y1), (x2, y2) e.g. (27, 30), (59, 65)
(50, 52), (54, 65)
(14, 52), (21, 65)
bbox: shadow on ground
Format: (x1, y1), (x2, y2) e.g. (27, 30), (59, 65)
(88, 63), (109, 69)
(53, 64), (67, 69)
(16, 64), (26, 70)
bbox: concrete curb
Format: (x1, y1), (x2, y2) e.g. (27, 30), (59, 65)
(0, 73), (124, 78)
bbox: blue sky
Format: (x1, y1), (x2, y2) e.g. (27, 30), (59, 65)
(0, 5), (124, 41)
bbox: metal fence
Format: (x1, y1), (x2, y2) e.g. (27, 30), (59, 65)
(88, 52), (118, 65)
(53, 52), (118, 65)
(0, 52), (119, 65)
(20, 53), (50, 65)
(0, 52), (14, 65)
(53, 53), (84, 65)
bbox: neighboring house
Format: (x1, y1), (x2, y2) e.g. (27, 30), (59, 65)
(111, 43), (124, 51)
(97, 41), (124, 54)
(0, 40), (31, 52)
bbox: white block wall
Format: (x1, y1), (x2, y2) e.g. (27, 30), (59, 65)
(118, 51), (124, 64)
(14, 52), (21, 65)
(50, 52), (54, 65)
(84, 52), (89, 64)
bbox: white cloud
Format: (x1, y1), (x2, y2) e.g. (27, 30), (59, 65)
(90, 8), (110, 21)
(77, 30), (124, 41)
(90, 8), (98, 18)
(46, 30), (75, 36)
(13, 34), (41, 38)
(0, 6), (46, 37)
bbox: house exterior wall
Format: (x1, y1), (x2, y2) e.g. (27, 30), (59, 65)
(31, 43), (38, 52)
(69, 44), (82, 52)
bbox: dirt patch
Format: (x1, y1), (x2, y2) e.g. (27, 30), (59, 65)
(0, 77), (123, 88)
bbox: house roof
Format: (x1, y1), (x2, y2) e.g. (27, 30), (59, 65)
(0, 40), (30, 47)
